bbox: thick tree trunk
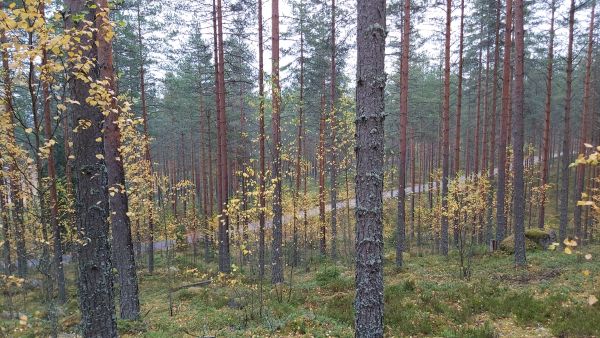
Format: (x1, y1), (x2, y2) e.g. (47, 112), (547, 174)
(396, 0), (410, 268)
(355, 0), (386, 335)
(271, 0), (284, 284)
(496, 0), (513, 243)
(512, 0), (526, 266)
(560, 0), (576, 245)
(97, 0), (140, 320)
(66, 0), (117, 334)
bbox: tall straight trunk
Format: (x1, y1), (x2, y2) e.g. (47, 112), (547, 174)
(66, 0), (117, 334)
(482, 44), (491, 175)
(257, 0), (266, 280)
(396, 0), (410, 268)
(207, 107), (214, 219)
(474, 32), (483, 176)
(539, 0), (555, 230)
(97, 0), (140, 319)
(271, 0), (284, 284)
(560, 0), (576, 245)
(496, 0), (513, 243)
(355, 0), (386, 335)
(454, 0), (465, 176)
(40, 1), (66, 303)
(329, 0), (338, 260)
(199, 84), (211, 261)
(215, 0), (231, 273)
(1, 8), (27, 277)
(512, 0), (526, 266)
(137, 3), (155, 273)
(440, 0), (452, 256)
(574, 1), (595, 240)
(293, 6), (305, 267)
(319, 82), (327, 256)
(487, 0), (501, 242)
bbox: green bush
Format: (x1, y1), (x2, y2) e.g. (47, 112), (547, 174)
(315, 266), (341, 286)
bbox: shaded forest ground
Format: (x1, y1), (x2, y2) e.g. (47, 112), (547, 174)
(2, 178), (599, 337)
(3, 241), (599, 337)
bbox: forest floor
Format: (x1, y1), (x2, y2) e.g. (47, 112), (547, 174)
(2, 241), (599, 337)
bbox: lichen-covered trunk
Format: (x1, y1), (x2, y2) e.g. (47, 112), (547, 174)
(66, 0), (117, 334)
(355, 0), (386, 336)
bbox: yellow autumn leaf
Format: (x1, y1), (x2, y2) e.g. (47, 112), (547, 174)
(25, 128), (33, 134)
(564, 247), (573, 255)
(583, 270), (590, 277)
(95, 137), (102, 143)
(95, 154), (104, 160)
(589, 295), (598, 306)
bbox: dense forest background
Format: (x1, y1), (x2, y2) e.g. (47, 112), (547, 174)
(1, 0), (599, 336)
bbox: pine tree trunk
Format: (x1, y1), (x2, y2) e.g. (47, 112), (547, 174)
(257, 0), (266, 281)
(560, 0), (576, 245)
(454, 0), (464, 177)
(396, 0), (410, 268)
(271, 0), (284, 284)
(97, 0), (141, 319)
(512, 0), (526, 266)
(67, 0), (117, 334)
(574, 1), (595, 240)
(329, 0), (338, 260)
(40, 1), (66, 302)
(137, 3), (155, 273)
(355, 0), (386, 335)
(486, 0), (501, 243)
(440, 0), (452, 256)
(496, 0), (513, 243)
(293, 8), (305, 267)
(319, 83), (327, 256)
(539, 0), (555, 230)
(1, 11), (27, 277)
